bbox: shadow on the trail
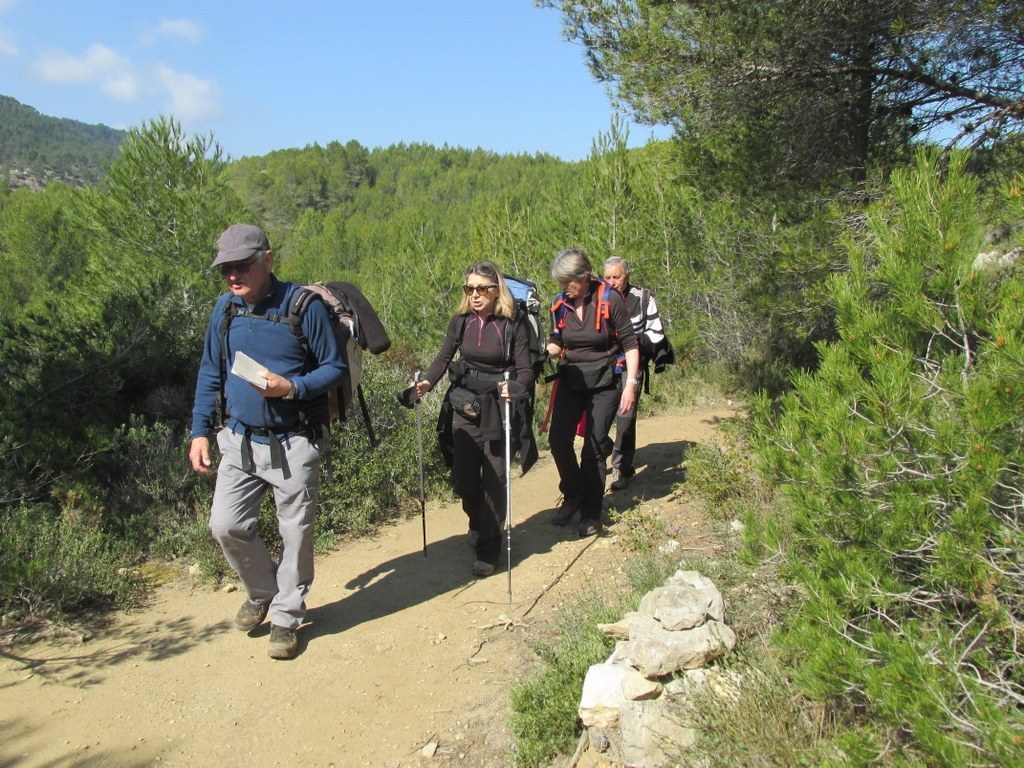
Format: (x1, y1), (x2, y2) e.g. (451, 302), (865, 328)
(0, 713), (161, 767)
(0, 616), (229, 688)
(606, 437), (697, 510)
(302, 499), (569, 641)
(304, 428), (710, 642)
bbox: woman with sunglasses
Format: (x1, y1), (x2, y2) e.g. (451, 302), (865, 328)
(413, 261), (535, 577)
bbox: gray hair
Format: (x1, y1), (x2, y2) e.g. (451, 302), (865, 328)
(603, 255), (630, 275)
(550, 248), (593, 283)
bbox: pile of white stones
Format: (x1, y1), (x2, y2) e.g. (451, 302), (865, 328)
(577, 570), (737, 767)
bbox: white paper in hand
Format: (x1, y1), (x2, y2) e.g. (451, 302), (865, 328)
(230, 351), (268, 389)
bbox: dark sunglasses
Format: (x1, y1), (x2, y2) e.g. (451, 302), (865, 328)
(219, 256), (259, 276)
(462, 284), (497, 296)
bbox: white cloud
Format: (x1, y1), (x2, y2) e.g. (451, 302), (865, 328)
(0, 28), (17, 56)
(142, 17), (202, 46)
(31, 43), (141, 100)
(159, 18), (202, 44)
(0, 0), (18, 56)
(157, 64), (221, 121)
(28, 40), (220, 124)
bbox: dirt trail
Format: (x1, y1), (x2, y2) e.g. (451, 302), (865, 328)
(0, 405), (736, 767)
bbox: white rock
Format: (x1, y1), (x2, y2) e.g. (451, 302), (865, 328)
(597, 619), (631, 640)
(619, 699), (696, 768)
(579, 663), (634, 728)
(638, 582), (725, 630)
(619, 620), (737, 678)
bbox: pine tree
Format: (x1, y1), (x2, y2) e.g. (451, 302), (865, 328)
(754, 149), (1024, 764)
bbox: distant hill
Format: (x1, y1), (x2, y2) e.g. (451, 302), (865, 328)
(0, 95), (126, 190)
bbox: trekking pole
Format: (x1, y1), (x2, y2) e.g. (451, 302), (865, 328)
(503, 371), (513, 603)
(414, 370), (427, 557)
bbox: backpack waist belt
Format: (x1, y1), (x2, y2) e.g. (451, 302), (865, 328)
(463, 368), (506, 382)
(240, 423), (319, 473)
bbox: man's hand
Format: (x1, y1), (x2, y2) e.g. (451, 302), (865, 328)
(189, 436), (213, 474)
(260, 370), (293, 398)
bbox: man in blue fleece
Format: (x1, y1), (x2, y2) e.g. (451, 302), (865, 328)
(189, 223), (346, 660)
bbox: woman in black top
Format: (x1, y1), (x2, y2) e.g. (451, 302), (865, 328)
(545, 248), (640, 537)
(414, 261), (535, 577)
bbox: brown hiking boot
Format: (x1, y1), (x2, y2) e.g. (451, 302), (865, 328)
(268, 625), (299, 659)
(472, 560), (495, 578)
(609, 469), (629, 491)
(233, 600), (268, 633)
(552, 497), (579, 526)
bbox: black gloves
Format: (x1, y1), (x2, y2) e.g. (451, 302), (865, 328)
(396, 385), (419, 409)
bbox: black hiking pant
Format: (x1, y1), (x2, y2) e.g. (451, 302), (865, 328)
(547, 380), (619, 523)
(451, 410), (506, 566)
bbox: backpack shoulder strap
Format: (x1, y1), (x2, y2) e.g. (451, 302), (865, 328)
(550, 293), (569, 331)
(285, 285), (326, 356)
(595, 280), (614, 333)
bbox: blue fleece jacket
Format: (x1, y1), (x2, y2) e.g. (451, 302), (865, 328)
(190, 275), (347, 440)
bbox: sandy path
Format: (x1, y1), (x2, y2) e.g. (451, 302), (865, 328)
(0, 405), (735, 767)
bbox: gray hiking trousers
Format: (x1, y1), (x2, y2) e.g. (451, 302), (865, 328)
(209, 427), (329, 630)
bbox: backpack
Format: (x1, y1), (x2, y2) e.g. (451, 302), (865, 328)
(219, 280), (391, 447)
(503, 275), (545, 386)
(638, 287), (675, 379)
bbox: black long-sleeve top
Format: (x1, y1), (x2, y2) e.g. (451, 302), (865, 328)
(424, 312), (535, 391)
(425, 310), (538, 470)
(548, 279), (638, 362)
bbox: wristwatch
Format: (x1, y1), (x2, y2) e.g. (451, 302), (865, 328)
(626, 377), (641, 385)
(283, 380), (298, 400)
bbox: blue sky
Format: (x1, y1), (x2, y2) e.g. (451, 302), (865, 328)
(0, 0), (672, 162)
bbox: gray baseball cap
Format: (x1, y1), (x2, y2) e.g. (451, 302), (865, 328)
(212, 223), (270, 267)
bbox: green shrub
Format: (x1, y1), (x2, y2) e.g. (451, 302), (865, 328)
(751, 150), (1024, 765)
(678, 659), (840, 768)
(0, 504), (144, 618)
(608, 501), (667, 553)
(317, 359), (450, 541)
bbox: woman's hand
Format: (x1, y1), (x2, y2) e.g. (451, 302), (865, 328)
(414, 379), (432, 399)
(619, 380), (637, 415)
(498, 379), (526, 402)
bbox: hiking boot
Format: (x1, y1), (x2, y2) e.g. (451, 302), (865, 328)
(552, 499), (579, 527)
(472, 560), (496, 578)
(578, 519), (602, 538)
(268, 625), (299, 660)
(233, 600), (268, 633)
(609, 469), (629, 491)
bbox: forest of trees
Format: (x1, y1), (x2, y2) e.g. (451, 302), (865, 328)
(1, 2), (1022, 764)
(0, 95), (125, 188)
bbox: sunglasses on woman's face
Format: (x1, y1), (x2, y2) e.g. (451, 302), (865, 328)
(463, 284), (497, 296)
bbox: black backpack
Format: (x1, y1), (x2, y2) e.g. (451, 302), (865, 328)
(218, 280), (391, 446)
